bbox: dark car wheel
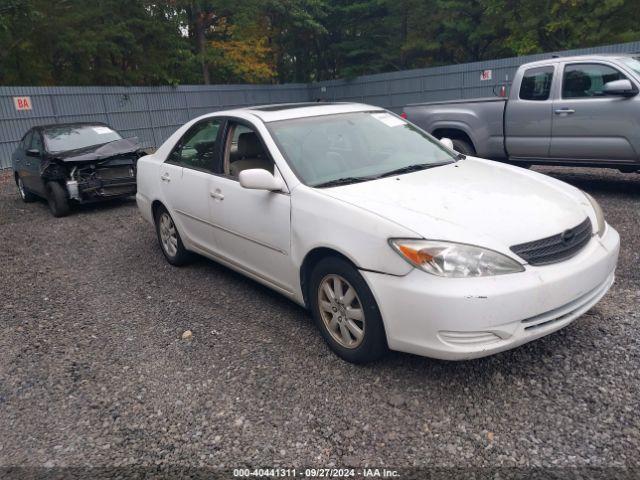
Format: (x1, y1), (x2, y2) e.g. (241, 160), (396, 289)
(46, 181), (70, 217)
(154, 206), (192, 266)
(309, 256), (388, 364)
(16, 175), (37, 203)
(451, 138), (476, 156)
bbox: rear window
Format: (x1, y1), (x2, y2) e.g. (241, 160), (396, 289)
(519, 66), (554, 101)
(44, 125), (122, 153)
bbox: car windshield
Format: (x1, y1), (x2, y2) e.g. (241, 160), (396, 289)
(619, 57), (640, 76)
(44, 125), (122, 153)
(267, 111), (456, 187)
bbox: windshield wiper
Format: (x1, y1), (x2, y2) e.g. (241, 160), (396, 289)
(374, 162), (451, 179)
(313, 176), (372, 188)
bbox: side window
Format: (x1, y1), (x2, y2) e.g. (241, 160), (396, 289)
(30, 132), (44, 153)
(562, 64), (627, 98)
(168, 119), (221, 171)
(222, 122), (273, 178)
(21, 131), (33, 150)
(519, 66), (554, 101)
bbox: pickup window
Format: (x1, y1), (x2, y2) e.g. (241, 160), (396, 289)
(519, 66), (554, 101)
(562, 63), (627, 98)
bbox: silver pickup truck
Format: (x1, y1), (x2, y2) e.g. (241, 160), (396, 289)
(403, 54), (640, 171)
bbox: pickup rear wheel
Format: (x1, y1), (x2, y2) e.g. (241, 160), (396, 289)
(451, 139), (475, 156)
(46, 181), (70, 217)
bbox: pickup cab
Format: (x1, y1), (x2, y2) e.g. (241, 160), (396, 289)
(403, 54), (640, 171)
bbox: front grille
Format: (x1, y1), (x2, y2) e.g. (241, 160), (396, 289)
(510, 217), (592, 266)
(96, 166), (134, 180)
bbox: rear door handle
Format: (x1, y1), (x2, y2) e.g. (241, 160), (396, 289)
(160, 173), (171, 182)
(554, 108), (575, 115)
(210, 190), (224, 200)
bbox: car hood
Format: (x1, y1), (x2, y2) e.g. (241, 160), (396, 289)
(319, 158), (591, 254)
(51, 137), (141, 163)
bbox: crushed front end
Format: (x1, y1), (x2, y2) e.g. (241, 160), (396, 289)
(42, 138), (143, 203)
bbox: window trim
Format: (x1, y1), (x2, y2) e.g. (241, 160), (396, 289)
(165, 118), (223, 174)
(216, 116), (278, 182)
(560, 62), (634, 100)
(518, 65), (555, 102)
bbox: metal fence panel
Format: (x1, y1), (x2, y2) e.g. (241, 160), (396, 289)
(3, 41), (640, 169)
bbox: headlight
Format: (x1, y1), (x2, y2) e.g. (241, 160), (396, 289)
(389, 239), (525, 277)
(583, 191), (606, 237)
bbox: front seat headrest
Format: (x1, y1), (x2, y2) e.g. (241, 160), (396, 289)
(237, 132), (263, 158)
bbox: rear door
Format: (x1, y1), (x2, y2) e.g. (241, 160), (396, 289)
(550, 62), (638, 162)
(159, 118), (223, 250)
(505, 65), (555, 159)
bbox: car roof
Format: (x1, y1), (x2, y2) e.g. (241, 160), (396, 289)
(522, 53), (636, 68)
(218, 102), (385, 122)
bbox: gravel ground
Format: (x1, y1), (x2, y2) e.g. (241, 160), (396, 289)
(0, 167), (639, 474)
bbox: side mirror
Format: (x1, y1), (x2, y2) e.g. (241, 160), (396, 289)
(26, 148), (40, 157)
(602, 79), (637, 97)
(239, 168), (284, 191)
(440, 137), (455, 150)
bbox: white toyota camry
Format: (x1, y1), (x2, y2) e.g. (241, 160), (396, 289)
(136, 102), (619, 363)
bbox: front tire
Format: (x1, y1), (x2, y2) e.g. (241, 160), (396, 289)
(16, 175), (37, 203)
(309, 257), (387, 363)
(46, 181), (70, 217)
(154, 207), (192, 266)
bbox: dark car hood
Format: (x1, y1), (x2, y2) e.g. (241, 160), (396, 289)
(51, 137), (141, 163)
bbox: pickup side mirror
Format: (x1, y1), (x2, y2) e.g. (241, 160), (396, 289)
(26, 148), (41, 157)
(440, 137), (455, 150)
(239, 168), (284, 191)
(603, 79), (637, 97)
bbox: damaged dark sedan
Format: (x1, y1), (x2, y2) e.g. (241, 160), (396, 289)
(12, 122), (143, 217)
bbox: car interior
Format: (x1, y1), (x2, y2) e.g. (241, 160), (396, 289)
(224, 124), (274, 177)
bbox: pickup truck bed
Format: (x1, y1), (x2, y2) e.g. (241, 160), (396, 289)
(404, 98), (507, 159)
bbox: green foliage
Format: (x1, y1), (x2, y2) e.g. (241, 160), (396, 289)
(1, 0), (640, 86)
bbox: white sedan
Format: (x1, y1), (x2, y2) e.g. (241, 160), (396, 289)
(136, 102), (619, 363)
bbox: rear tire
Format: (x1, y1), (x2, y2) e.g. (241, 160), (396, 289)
(309, 256), (388, 364)
(154, 206), (192, 266)
(451, 138), (476, 156)
(16, 175), (37, 203)
(46, 181), (70, 217)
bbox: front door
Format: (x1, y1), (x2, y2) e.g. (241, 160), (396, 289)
(206, 120), (294, 293)
(27, 131), (47, 195)
(550, 62), (638, 162)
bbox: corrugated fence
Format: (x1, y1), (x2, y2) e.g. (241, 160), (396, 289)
(2, 41), (640, 169)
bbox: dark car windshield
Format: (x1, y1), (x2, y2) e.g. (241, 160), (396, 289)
(267, 111), (456, 187)
(44, 125), (122, 153)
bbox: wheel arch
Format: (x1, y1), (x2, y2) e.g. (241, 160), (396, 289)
(151, 199), (166, 220)
(432, 127), (476, 152)
(299, 247), (361, 309)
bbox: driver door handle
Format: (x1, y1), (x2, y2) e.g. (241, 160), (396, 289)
(160, 172), (171, 182)
(554, 108), (575, 115)
(210, 190), (224, 200)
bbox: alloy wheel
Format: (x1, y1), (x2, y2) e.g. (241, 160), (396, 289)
(159, 212), (178, 257)
(18, 178), (26, 200)
(317, 274), (365, 349)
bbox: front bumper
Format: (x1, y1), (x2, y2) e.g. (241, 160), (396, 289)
(362, 225), (620, 360)
(75, 176), (137, 201)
